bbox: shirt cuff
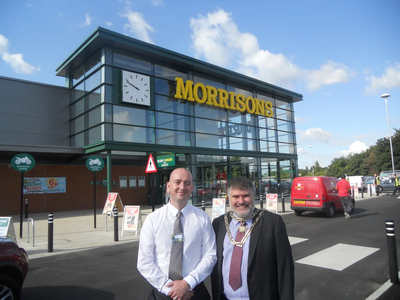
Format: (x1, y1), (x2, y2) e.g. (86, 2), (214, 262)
(160, 279), (173, 295)
(183, 275), (197, 291)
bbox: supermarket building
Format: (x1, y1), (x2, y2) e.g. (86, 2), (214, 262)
(0, 27), (302, 215)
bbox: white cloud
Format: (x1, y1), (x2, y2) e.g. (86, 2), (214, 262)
(340, 140), (369, 156)
(305, 61), (355, 91)
(0, 34), (40, 74)
(149, 0), (164, 6)
(302, 128), (332, 143)
(106, 21), (112, 27)
(120, 9), (155, 44)
(189, 9), (355, 92)
(365, 63), (400, 94)
(295, 116), (309, 123)
(81, 13), (92, 27)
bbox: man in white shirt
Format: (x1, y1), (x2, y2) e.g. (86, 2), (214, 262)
(138, 168), (217, 300)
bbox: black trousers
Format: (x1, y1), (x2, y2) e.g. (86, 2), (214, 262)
(148, 282), (210, 300)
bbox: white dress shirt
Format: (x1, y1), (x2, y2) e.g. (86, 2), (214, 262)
(137, 202), (217, 296)
(222, 218), (252, 300)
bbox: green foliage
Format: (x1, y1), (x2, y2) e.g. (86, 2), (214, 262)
(301, 128), (399, 177)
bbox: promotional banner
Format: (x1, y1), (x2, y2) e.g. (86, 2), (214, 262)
(212, 198), (226, 220)
(121, 206), (141, 236)
(23, 177), (66, 194)
(102, 193), (124, 215)
(266, 193), (278, 213)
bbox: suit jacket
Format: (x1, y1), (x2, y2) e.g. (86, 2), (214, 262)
(211, 210), (294, 300)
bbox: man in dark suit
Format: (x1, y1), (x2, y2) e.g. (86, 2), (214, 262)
(211, 177), (294, 300)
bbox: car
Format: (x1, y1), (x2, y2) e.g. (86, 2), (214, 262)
(0, 239), (29, 300)
(376, 177), (396, 194)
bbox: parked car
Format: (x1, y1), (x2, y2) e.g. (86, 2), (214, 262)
(290, 176), (355, 218)
(0, 239), (29, 299)
(376, 177), (396, 194)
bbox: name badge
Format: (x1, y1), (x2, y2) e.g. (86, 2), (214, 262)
(172, 233), (183, 242)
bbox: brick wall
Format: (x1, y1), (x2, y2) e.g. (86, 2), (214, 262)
(0, 164), (149, 215)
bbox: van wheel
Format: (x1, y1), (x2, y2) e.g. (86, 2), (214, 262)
(325, 204), (335, 218)
(294, 210), (303, 216)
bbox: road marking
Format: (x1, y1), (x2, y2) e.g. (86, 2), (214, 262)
(289, 236), (308, 246)
(296, 243), (379, 271)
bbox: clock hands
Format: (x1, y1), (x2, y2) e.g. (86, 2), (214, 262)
(125, 79), (140, 91)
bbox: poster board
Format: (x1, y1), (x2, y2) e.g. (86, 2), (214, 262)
(0, 217), (17, 243)
(102, 192), (124, 216)
(266, 193), (278, 213)
(121, 206), (142, 236)
(212, 198), (226, 220)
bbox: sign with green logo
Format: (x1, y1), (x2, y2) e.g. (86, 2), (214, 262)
(11, 153), (35, 172)
(86, 156), (104, 172)
(157, 154), (175, 168)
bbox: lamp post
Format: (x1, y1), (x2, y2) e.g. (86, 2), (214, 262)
(310, 145), (314, 176)
(381, 93), (395, 176)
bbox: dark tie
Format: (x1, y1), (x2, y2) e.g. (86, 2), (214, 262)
(169, 210), (183, 280)
(229, 221), (246, 291)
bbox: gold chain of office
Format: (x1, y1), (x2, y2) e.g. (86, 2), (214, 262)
(224, 209), (265, 247)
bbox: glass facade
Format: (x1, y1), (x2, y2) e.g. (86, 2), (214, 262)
(67, 41), (299, 205)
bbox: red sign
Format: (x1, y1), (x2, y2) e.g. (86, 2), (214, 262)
(145, 154), (157, 173)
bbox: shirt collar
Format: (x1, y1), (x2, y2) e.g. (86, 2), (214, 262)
(167, 202), (190, 216)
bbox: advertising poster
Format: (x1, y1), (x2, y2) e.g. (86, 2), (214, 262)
(23, 177), (66, 194)
(267, 193), (278, 213)
(212, 198), (226, 220)
(122, 206), (141, 236)
(102, 193), (124, 215)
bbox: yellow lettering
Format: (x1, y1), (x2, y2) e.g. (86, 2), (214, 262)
(194, 82), (207, 104)
(245, 96), (256, 114)
(218, 89), (229, 108)
(206, 85), (219, 107)
(174, 77), (194, 101)
(265, 101), (273, 117)
(235, 94), (246, 112)
(254, 98), (264, 116)
(229, 92), (236, 110)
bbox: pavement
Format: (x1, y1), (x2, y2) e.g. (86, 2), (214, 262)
(9, 193), (400, 300)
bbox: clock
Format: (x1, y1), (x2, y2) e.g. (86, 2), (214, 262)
(122, 70), (151, 106)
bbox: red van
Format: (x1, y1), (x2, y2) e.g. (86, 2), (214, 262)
(290, 176), (355, 218)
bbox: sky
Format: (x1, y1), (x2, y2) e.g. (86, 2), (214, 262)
(1, 0), (399, 169)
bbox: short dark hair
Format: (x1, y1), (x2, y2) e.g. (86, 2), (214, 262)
(227, 177), (255, 197)
(341, 175), (346, 179)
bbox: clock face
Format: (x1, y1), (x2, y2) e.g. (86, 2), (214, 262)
(122, 71), (150, 106)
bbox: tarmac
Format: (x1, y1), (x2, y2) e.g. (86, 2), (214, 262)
(9, 193), (400, 299)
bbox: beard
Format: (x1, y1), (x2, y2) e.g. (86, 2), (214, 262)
(232, 202), (255, 218)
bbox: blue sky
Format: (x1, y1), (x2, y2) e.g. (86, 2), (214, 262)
(1, 0), (399, 169)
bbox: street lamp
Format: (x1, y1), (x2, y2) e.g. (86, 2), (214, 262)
(381, 93), (395, 176)
(310, 145), (314, 176)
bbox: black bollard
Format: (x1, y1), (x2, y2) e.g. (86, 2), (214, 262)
(202, 200), (205, 211)
(260, 194), (264, 209)
(48, 213), (53, 253)
(361, 187), (364, 198)
(281, 193), (285, 213)
(114, 206), (119, 242)
(385, 220), (399, 284)
(25, 199), (28, 219)
(370, 185), (372, 197)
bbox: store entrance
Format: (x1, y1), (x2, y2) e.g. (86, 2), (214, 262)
(158, 169), (172, 205)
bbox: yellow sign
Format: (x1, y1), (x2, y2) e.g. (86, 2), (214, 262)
(293, 200), (305, 204)
(174, 77), (273, 117)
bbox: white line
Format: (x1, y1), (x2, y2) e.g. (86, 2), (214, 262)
(365, 271), (400, 300)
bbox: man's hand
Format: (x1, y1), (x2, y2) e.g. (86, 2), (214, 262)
(166, 280), (193, 300)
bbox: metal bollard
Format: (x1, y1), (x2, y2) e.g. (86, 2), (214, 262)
(385, 220), (399, 284)
(48, 213), (53, 253)
(114, 207), (119, 242)
(25, 199), (28, 219)
(202, 200), (205, 211)
(260, 194), (264, 209)
(27, 218), (35, 247)
(361, 187), (364, 198)
(281, 193), (285, 213)
(370, 185), (372, 197)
